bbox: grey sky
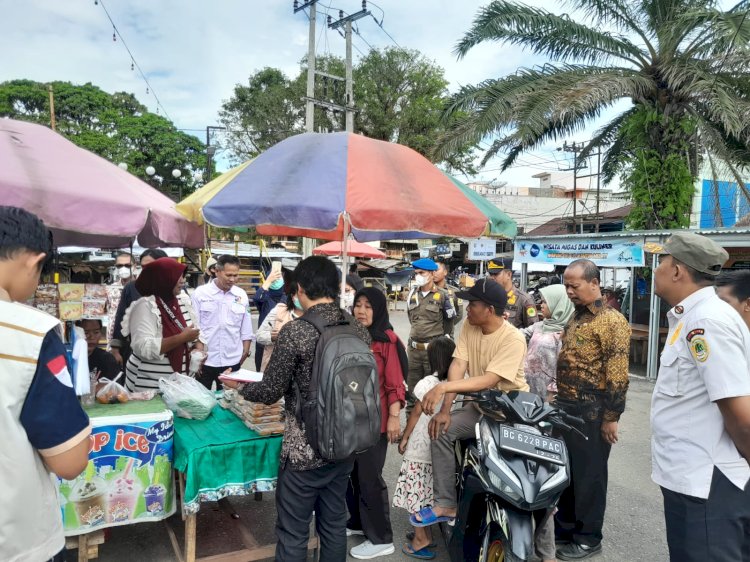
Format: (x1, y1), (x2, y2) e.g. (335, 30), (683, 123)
(3, 0), (636, 186)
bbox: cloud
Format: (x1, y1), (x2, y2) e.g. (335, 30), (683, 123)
(1, 0), (625, 187)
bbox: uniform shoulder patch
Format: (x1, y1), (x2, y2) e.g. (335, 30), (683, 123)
(685, 328), (704, 342)
(526, 306), (537, 317)
(689, 337), (709, 362)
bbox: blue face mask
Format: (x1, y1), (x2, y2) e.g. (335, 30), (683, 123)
(270, 279), (284, 290)
(293, 296), (303, 310)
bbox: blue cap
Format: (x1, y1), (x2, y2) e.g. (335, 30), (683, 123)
(412, 258), (438, 271)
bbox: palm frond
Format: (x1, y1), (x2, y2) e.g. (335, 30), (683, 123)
(680, 3), (750, 59)
(578, 106), (639, 162)
(454, 1), (647, 66)
(434, 65), (652, 163)
(563, 0), (658, 59)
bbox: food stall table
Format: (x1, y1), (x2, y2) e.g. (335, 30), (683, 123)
(59, 397), (176, 562)
(168, 405), (316, 562)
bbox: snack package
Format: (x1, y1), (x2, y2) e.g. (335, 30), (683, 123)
(159, 373), (217, 420)
(96, 377), (129, 404)
(59, 283), (85, 301)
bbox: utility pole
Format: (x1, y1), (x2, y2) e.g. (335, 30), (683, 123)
(328, 2), (370, 133)
(560, 141), (584, 233)
(205, 125), (226, 183)
(595, 147), (602, 232)
(48, 85), (56, 131)
(295, 0), (317, 133)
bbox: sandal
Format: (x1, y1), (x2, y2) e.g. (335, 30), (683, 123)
(409, 506), (455, 527)
(402, 543), (436, 560)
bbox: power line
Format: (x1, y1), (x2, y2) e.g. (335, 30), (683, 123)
(366, 1), (402, 48)
(95, 0), (172, 122)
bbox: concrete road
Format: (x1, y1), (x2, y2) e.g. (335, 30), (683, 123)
(85, 310), (668, 561)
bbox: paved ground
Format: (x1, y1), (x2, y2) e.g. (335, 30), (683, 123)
(82, 310), (668, 561)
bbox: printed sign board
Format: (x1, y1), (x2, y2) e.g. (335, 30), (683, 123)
(514, 238), (645, 267)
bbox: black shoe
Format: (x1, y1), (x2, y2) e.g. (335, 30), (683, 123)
(556, 542), (602, 560)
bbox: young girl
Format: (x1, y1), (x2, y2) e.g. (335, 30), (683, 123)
(393, 336), (456, 560)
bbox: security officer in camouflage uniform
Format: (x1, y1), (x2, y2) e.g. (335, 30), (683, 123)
(434, 258), (463, 337)
(487, 258), (538, 329)
(406, 258), (456, 410)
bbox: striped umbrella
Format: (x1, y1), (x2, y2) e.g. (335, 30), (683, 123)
(196, 132), (516, 241)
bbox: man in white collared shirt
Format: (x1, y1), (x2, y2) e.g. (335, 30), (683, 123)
(191, 254), (255, 389)
(650, 232), (750, 561)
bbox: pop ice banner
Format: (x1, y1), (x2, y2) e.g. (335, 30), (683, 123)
(514, 238), (645, 267)
(57, 411), (175, 536)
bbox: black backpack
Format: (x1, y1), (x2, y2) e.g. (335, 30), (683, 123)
(295, 309), (381, 461)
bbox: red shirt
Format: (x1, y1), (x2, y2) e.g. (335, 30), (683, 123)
(371, 329), (407, 433)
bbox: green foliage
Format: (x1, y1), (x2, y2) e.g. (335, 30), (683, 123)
(438, 0), (750, 224)
(0, 79), (206, 198)
(218, 48), (479, 174)
(219, 67), (304, 162)
(615, 107), (696, 229)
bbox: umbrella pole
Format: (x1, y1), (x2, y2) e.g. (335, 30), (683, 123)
(340, 214), (350, 309)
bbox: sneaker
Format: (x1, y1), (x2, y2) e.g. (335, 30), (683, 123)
(350, 540), (396, 559)
(556, 542), (602, 560)
(346, 527), (365, 537)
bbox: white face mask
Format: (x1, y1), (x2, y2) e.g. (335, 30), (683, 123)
(342, 293), (355, 309)
(117, 266), (132, 280)
(414, 274), (429, 287)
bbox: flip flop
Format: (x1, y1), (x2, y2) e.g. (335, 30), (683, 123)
(409, 507), (455, 527)
(402, 543), (436, 560)
(405, 530), (437, 548)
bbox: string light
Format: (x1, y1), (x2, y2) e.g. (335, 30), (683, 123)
(94, 0), (172, 121)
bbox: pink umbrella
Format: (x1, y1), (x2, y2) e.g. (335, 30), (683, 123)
(313, 240), (386, 259)
(0, 119), (204, 248)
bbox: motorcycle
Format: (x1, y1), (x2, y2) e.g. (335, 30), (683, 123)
(444, 389), (586, 562)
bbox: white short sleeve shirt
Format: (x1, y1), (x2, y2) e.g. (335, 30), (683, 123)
(651, 287), (750, 499)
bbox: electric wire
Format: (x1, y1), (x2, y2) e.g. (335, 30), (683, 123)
(96, 0), (172, 122)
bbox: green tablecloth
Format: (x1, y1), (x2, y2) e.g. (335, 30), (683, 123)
(173, 405), (283, 514)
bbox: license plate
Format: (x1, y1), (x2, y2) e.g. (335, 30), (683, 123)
(499, 427), (565, 465)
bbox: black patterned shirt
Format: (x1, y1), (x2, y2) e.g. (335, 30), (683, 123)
(241, 302), (370, 471)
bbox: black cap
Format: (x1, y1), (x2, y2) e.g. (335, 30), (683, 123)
(487, 257), (512, 274)
(456, 278), (508, 311)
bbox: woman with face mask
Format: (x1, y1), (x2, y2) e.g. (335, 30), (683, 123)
(253, 265), (289, 370)
(255, 274), (303, 372)
(342, 273), (364, 312)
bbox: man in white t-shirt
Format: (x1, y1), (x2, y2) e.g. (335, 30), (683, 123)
(650, 232), (750, 561)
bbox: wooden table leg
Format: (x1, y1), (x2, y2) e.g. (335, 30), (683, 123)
(77, 534), (89, 562)
(185, 513), (197, 562)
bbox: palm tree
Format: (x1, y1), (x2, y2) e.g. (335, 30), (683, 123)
(435, 0), (750, 228)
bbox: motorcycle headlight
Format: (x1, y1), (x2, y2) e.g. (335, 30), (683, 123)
(479, 420), (524, 500)
(539, 466), (568, 494)
(488, 470), (523, 502)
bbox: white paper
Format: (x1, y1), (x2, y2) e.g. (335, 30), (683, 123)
(218, 369), (264, 383)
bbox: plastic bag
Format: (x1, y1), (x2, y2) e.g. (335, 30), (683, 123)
(96, 375), (129, 404)
(159, 373), (216, 420)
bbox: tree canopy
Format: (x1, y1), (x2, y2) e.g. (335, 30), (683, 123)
(219, 47), (478, 174)
(435, 0), (750, 228)
(0, 79), (207, 198)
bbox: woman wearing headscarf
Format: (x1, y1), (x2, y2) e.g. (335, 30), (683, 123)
(520, 283), (574, 562)
(122, 258), (204, 392)
(346, 287), (407, 559)
(522, 284), (575, 400)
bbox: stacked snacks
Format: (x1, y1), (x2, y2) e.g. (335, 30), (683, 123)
(220, 389), (285, 435)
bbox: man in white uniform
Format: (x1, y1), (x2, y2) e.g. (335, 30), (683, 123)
(650, 232), (750, 561)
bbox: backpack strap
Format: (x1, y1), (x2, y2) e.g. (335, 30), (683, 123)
(299, 307), (351, 333)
